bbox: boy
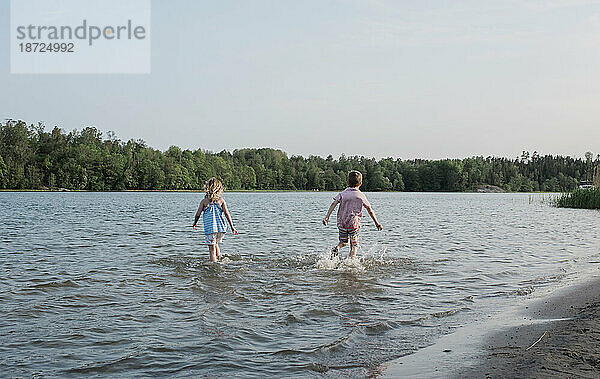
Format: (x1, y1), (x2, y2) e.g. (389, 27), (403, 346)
(322, 170), (382, 258)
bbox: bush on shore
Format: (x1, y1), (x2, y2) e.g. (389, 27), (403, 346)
(554, 187), (600, 209)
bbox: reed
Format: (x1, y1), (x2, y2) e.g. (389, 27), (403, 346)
(553, 187), (600, 209)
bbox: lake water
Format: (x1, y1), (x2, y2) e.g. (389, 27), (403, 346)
(1, 192), (599, 377)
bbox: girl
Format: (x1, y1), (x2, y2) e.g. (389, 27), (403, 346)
(193, 177), (238, 262)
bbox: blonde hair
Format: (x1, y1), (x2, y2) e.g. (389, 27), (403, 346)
(204, 177), (224, 201)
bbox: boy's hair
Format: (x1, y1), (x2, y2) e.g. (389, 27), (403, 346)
(348, 170), (362, 187)
(204, 177), (224, 201)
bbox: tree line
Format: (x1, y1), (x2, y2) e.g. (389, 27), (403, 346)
(0, 120), (597, 192)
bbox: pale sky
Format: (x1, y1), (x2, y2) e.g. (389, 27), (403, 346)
(1, 0), (599, 159)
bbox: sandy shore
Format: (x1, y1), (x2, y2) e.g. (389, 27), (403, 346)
(384, 277), (600, 378)
(458, 278), (600, 378)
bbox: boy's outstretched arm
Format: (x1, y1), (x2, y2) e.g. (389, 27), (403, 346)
(322, 200), (339, 226)
(221, 201), (238, 235)
(366, 207), (383, 230)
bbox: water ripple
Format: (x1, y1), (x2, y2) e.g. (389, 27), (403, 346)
(1, 192), (599, 377)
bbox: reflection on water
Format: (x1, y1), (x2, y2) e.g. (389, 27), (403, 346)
(0, 192), (599, 377)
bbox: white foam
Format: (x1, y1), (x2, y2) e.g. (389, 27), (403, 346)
(219, 257), (232, 264)
(314, 246), (386, 272)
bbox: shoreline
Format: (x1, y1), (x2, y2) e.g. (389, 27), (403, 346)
(458, 276), (600, 378)
(0, 189), (559, 194)
(383, 276), (600, 378)
(0, 189), (318, 193)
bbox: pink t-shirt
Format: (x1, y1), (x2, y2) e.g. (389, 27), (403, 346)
(334, 187), (371, 229)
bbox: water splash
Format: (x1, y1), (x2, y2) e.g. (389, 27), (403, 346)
(315, 255), (366, 272)
(315, 244), (391, 272)
(219, 256), (232, 264)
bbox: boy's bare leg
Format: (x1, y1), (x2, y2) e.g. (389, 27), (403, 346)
(349, 245), (358, 259)
(208, 245), (218, 262)
(330, 241), (347, 258)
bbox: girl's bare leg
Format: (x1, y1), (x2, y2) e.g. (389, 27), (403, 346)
(208, 245), (218, 262)
(215, 243), (221, 260)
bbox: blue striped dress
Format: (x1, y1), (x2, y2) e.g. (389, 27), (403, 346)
(202, 201), (227, 235)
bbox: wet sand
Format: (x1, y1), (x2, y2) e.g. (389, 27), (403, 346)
(459, 278), (600, 378)
(383, 277), (600, 378)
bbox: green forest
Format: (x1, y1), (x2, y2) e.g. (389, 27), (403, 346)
(0, 120), (597, 192)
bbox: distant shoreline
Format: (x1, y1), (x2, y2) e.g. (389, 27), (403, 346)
(0, 189), (558, 194)
(2, 121), (591, 193)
